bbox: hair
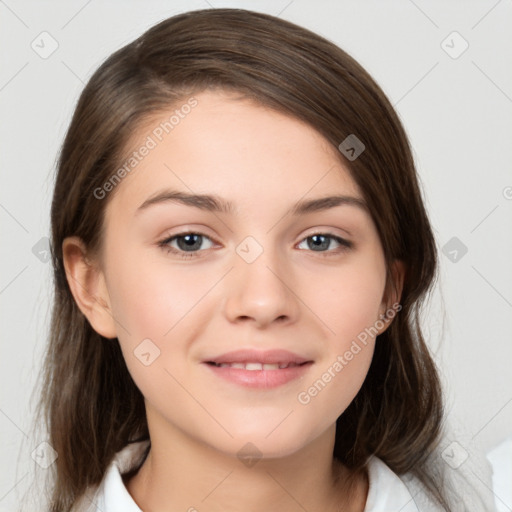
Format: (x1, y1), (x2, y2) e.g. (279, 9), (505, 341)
(33, 7), (451, 511)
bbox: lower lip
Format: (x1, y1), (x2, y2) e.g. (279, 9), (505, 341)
(204, 363), (312, 389)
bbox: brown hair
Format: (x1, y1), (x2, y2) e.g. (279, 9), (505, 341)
(34, 8), (450, 511)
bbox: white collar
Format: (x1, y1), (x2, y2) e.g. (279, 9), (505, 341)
(87, 440), (417, 512)
(364, 454), (419, 511)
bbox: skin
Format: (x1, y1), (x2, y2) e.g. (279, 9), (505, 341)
(63, 90), (403, 512)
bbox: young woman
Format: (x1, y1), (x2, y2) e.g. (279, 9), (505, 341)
(34, 8), (495, 512)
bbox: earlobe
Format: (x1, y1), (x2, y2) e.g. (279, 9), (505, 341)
(377, 259), (405, 335)
(62, 236), (118, 339)
(387, 259), (405, 308)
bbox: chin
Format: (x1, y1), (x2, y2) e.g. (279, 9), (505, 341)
(209, 414), (325, 461)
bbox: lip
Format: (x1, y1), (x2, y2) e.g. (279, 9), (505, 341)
(203, 349), (314, 389)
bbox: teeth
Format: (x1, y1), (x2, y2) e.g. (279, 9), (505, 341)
(245, 363), (263, 371)
(214, 362), (298, 370)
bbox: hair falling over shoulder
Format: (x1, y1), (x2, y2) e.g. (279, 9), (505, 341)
(32, 8), (451, 511)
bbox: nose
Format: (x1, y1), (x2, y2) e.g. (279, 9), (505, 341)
(223, 243), (300, 329)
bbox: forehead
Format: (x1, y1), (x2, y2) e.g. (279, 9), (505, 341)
(105, 90), (363, 219)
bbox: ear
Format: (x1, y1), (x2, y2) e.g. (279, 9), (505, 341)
(62, 236), (118, 339)
(376, 259), (405, 335)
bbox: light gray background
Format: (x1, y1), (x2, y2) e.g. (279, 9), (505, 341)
(1, 1), (511, 510)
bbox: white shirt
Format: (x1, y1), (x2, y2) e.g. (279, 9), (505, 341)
(487, 436), (512, 512)
(80, 441), (419, 512)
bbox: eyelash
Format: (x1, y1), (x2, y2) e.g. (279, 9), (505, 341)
(158, 232), (353, 259)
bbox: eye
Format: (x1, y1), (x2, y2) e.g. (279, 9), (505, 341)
(158, 231), (352, 259)
(159, 232), (215, 258)
(297, 233), (352, 254)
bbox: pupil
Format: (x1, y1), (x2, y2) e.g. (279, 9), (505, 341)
(309, 235), (329, 251)
(178, 234), (202, 251)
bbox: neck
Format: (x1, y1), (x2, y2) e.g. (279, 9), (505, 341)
(125, 415), (367, 512)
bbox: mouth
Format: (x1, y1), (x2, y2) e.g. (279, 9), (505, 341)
(203, 349), (314, 388)
(207, 361), (307, 370)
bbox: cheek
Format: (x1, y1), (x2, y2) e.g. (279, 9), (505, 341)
(104, 247), (222, 390)
(295, 254), (384, 412)
(106, 246), (213, 340)
(304, 254), (386, 343)
(296, 316), (377, 435)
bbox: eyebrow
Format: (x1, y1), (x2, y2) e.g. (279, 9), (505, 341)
(136, 189), (368, 216)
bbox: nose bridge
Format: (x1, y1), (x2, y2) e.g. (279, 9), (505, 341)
(223, 235), (298, 326)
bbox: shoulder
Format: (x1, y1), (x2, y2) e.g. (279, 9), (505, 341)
(81, 447), (418, 512)
(73, 434), (497, 512)
(366, 428), (497, 512)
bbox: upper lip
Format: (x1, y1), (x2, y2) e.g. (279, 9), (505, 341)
(204, 349), (312, 365)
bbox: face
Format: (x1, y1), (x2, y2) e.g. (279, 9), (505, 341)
(81, 90), (396, 458)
